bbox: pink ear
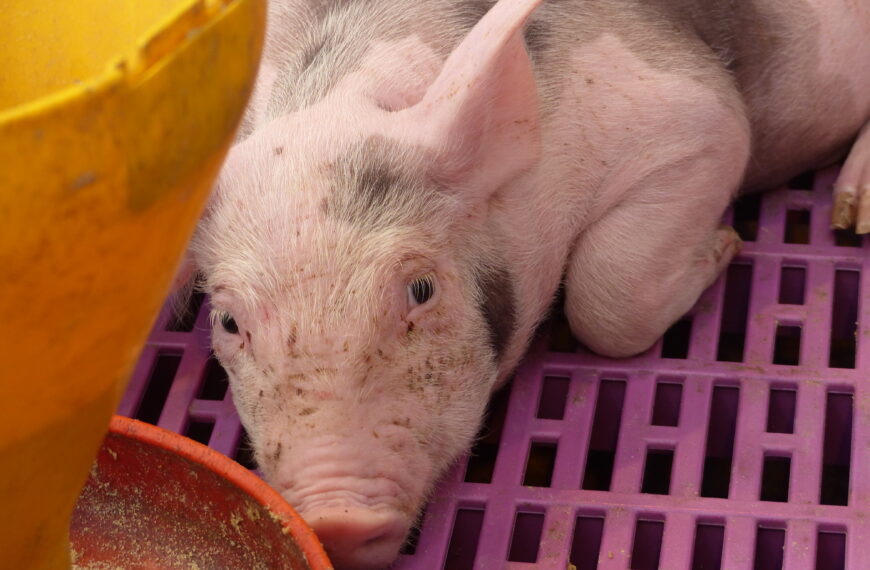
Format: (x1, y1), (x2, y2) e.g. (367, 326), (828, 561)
(396, 0), (543, 199)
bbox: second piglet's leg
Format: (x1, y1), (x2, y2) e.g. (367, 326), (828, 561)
(831, 121), (870, 233)
(564, 126), (749, 358)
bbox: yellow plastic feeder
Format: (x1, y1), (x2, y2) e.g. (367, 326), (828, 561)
(0, 1), (265, 567)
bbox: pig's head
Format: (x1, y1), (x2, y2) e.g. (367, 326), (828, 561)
(188, 0), (542, 567)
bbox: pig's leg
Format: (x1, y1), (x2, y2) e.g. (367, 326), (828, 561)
(831, 121), (870, 233)
(564, 138), (749, 358)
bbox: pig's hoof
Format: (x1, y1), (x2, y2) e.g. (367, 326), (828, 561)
(832, 183), (870, 234)
(831, 122), (870, 233)
(713, 224), (742, 264)
(830, 185), (857, 230)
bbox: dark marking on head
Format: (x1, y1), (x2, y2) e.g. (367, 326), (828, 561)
(258, 389), (264, 398)
(353, 163), (402, 214)
(287, 325), (297, 346)
(320, 137), (445, 228)
(246, 331), (252, 343)
(272, 442), (283, 461)
(300, 407), (316, 416)
(406, 321), (415, 334)
(298, 37), (327, 73)
(523, 16), (551, 58)
(477, 263), (516, 362)
(238, 341), (245, 350)
(274, 146), (284, 155)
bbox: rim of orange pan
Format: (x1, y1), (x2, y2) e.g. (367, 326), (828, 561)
(108, 415), (334, 569)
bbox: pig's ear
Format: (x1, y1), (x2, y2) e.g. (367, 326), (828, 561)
(399, 0), (543, 201)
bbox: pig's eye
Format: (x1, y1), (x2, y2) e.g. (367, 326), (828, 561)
(408, 274), (435, 306)
(219, 312), (239, 335)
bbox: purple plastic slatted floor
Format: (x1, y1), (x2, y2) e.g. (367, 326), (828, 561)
(119, 164), (869, 569)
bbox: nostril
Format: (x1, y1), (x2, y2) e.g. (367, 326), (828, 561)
(304, 506), (408, 570)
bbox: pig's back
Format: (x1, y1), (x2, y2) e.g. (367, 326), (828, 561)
(690, 0), (870, 189)
(259, 0), (868, 191)
(529, 0), (870, 191)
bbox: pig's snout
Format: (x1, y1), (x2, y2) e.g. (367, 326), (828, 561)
(302, 505), (408, 569)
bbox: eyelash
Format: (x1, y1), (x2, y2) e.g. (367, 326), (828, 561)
(211, 310), (239, 334)
(408, 273), (436, 306)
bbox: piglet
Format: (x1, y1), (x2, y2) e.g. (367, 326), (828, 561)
(185, 0), (870, 566)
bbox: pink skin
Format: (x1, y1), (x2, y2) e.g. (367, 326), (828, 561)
(184, 0), (870, 567)
(195, 6), (543, 566)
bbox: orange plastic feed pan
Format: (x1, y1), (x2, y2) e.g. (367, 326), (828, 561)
(0, 1), (265, 567)
(71, 416), (332, 569)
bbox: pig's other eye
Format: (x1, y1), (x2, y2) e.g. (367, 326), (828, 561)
(407, 273), (436, 306)
(219, 312), (239, 335)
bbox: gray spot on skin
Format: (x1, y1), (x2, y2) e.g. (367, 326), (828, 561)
(523, 17), (552, 59)
(298, 36), (328, 73)
(322, 142), (403, 223)
(353, 163), (402, 211)
(320, 138), (447, 229)
(477, 263), (516, 361)
(265, 0), (471, 118)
